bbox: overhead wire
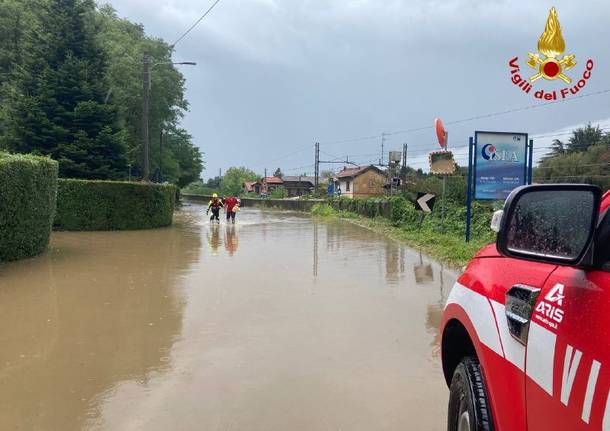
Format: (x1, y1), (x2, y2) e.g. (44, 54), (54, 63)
(250, 144), (314, 169)
(318, 88), (610, 146)
(267, 92), (610, 175)
(171, 0), (223, 48)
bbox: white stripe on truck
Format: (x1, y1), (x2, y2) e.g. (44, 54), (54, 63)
(445, 282), (503, 357)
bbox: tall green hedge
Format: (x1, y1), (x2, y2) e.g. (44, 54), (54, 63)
(55, 179), (177, 231)
(329, 197), (392, 219)
(0, 153), (59, 262)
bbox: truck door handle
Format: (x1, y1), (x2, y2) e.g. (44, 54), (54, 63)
(505, 284), (541, 345)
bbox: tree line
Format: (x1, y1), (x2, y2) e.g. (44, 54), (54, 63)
(535, 124), (610, 191)
(0, 0), (203, 187)
(185, 123), (609, 199)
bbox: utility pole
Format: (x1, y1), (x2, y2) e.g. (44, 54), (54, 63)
(380, 132), (387, 166)
(402, 143), (408, 182)
(142, 52), (151, 181)
(219, 168), (222, 178)
(142, 57), (195, 183)
(264, 168), (267, 195)
(314, 142), (320, 188)
(159, 128), (163, 183)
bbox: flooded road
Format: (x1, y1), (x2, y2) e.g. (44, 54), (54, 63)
(0, 202), (456, 431)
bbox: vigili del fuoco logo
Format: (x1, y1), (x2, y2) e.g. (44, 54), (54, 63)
(508, 7), (594, 101)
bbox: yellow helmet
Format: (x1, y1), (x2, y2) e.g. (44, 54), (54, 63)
(212, 193), (218, 198)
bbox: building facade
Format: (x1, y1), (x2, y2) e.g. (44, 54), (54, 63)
(335, 166), (385, 198)
(282, 176), (316, 197)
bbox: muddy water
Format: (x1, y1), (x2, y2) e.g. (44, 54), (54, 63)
(0, 203), (456, 431)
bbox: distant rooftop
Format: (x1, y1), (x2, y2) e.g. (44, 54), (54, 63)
(282, 176), (317, 184)
(336, 165), (382, 179)
(263, 176), (284, 184)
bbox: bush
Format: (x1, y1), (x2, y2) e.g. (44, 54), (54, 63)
(270, 187), (286, 199)
(328, 196), (496, 243)
(182, 180), (219, 196)
(55, 179), (177, 231)
(329, 197), (391, 219)
(0, 153), (58, 262)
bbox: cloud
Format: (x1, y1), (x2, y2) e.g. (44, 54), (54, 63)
(107, 0), (610, 177)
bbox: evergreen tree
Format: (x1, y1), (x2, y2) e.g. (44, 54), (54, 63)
(0, 0), (127, 179)
(565, 123), (604, 154)
(535, 125), (610, 190)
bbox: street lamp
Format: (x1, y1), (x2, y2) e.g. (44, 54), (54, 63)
(153, 61), (197, 69)
(142, 54), (196, 182)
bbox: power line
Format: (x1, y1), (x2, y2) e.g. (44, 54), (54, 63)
(285, 163), (315, 172)
(250, 144), (313, 169)
(171, 0), (223, 48)
(319, 88), (610, 146)
(391, 89), (610, 135)
(319, 150), (342, 160)
(532, 127), (610, 140)
(322, 134), (384, 146)
(535, 163), (610, 170)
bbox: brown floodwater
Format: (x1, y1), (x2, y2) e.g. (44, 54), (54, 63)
(0, 202), (456, 431)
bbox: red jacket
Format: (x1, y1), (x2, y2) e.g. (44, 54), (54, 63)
(225, 197), (238, 211)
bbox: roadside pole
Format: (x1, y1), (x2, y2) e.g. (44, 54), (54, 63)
(526, 139), (534, 184)
(465, 137), (474, 242)
(440, 133), (448, 232)
(159, 128), (164, 183)
(142, 52), (151, 181)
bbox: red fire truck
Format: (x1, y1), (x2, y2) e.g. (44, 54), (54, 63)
(441, 184), (610, 431)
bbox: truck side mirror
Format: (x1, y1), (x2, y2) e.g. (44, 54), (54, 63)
(496, 184), (601, 266)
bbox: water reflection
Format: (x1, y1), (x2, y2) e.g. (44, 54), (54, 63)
(207, 224), (222, 255)
(224, 225), (239, 256)
(316, 216), (455, 358)
(384, 240), (406, 285)
(415, 257), (452, 358)
(413, 253), (434, 284)
(313, 222), (319, 277)
(0, 209), (201, 431)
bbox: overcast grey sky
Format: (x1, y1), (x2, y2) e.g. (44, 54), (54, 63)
(107, 0), (610, 179)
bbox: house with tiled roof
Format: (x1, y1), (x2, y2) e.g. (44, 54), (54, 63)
(335, 165), (385, 198)
(261, 176), (283, 195)
(244, 181), (257, 194)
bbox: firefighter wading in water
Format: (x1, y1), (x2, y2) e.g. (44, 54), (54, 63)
(206, 194), (223, 223)
(224, 196), (239, 224)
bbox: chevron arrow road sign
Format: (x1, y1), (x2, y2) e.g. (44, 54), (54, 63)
(415, 193), (436, 213)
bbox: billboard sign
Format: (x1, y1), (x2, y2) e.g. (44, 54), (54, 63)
(474, 131), (528, 200)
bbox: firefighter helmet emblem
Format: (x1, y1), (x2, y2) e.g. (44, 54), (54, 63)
(526, 7), (576, 84)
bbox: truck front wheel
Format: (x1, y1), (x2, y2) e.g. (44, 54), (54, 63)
(447, 357), (493, 431)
